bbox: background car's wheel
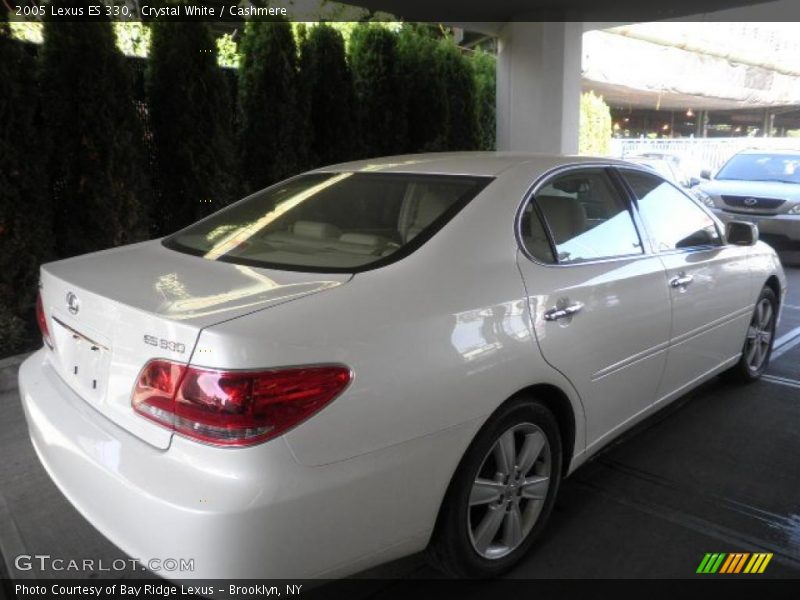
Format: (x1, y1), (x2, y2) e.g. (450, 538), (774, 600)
(727, 286), (778, 383)
(428, 398), (562, 578)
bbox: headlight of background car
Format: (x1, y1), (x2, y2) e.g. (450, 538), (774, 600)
(788, 204), (800, 215)
(692, 189), (716, 208)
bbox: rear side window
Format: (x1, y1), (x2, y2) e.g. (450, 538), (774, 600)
(621, 169), (722, 251)
(164, 172), (491, 272)
(520, 168), (643, 264)
(519, 202), (555, 264)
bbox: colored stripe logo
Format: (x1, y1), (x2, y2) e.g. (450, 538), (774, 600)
(697, 552), (772, 574)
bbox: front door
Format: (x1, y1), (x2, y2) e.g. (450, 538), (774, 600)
(517, 167), (672, 449)
(618, 169), (752, 400)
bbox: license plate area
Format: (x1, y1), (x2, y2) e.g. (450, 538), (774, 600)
(51, 317), (111, 403)
(729, 214), (759, 225)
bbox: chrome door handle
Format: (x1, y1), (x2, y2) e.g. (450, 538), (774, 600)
(544, 301), (584, 321)
(669, 274), (694, 288)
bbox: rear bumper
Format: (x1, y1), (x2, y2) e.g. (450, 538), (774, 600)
(18, 350), (473, 579)
(713, 209), (800, 243)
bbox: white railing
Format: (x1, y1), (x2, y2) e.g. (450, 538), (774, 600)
(610, 137), (800, 175)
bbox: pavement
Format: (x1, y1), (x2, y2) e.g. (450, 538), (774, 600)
(1, 261), (799, 582)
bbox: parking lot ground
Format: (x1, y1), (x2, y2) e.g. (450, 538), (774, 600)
(520, 370), (800, 579)
(382, 357), (800, 581)
(1, 266), (799, 582)
(0, 387), (138, 580)
(769, 259), (800, 381)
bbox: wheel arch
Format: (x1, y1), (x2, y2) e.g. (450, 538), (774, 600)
(442, 381), (578, 505)
(427, 381), (578, 565)
(508, 383), (577, 478)
(764, 274), (781, 305)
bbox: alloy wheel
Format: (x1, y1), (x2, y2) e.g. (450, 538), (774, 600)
(745, 297), (774, 373)
(467, 422), (551, 559)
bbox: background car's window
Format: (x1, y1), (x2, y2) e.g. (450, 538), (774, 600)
(621, 169), (722, 251)
(716, 153), (800, 183)
(522, 169), (643, 264)
(165, 173), (490, 271)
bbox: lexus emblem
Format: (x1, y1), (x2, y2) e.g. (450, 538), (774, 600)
(744, 197), (758, 206)
(66, 292), (80, 315)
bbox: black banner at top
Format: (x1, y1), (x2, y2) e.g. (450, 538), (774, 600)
(3, 0), (800, 23)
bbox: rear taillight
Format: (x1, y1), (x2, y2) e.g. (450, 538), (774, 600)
(132, 360), (351, 447)
(36, 291), (53, 349)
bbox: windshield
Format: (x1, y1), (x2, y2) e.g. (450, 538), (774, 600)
(716, 153), (800, 183)
(164, 172), (491, 272)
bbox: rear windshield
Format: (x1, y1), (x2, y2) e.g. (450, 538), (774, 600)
(716, 153), (800, 183)
(163, 172), (491, 272)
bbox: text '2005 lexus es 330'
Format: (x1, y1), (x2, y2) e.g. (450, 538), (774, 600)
(20, 153), (786, 579)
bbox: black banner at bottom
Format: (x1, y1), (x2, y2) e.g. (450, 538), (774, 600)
(3, 578), (800, 600)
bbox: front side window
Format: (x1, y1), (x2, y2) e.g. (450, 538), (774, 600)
(621, 169), (722, 251)
(164, 172), (490, 272)
(521, 169), (643, 264)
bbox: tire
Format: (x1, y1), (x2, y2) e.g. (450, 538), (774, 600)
(427, 398), (562, 578)
(727, 286), (778, 383)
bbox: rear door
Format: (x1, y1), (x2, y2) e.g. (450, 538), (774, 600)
(517, 166), (672, 449)
(617, 169), (752, 399)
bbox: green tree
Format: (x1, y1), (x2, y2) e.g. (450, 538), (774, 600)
(437, 39), (479, 151)
(397, 24), (448, 152)
(148, 20), (238, 235)
(0, 17), (52, 354)
(471, 50), (496, 151)
(579, 91), (612, 155)
(349, 24), (406, 157)
(299, 24), (356, 167)
(238, 18), (306, 191)
(40, 5), (150, 258)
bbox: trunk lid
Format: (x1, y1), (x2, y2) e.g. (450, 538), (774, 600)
(38, 240), (350, 449)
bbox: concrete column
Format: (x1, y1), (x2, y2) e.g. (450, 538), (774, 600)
(496, 22), (583, 154)
(762, 109), (774, 137)
(695, 110), (709, 137)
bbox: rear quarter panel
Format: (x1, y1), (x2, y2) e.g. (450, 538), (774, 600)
(192, 164), (587, 469)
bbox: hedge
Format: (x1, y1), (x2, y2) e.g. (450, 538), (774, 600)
(579, 91), (612, 156)
(299, 24), (357, 168)
(436, 39), (479, 151)
(349, 24), (407, 158)
(238, 18), (307, 190)
(0, 21), (51, 354)
(148, 21), (238, 235)
(471, 49), (496, 151)
(0, 22), (497, 357)
(40, 11), (150, 259)
(396, 24), (449, 152)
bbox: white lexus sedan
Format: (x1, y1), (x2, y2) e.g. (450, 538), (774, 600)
(20, 153), (786, 579)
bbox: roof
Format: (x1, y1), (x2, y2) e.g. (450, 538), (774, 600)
(311, 152), (630, 177)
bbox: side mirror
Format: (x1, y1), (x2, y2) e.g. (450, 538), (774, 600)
(700, 168), (712, 180)
(726, 220), (758, 246)
(688, 176), (701, 187)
